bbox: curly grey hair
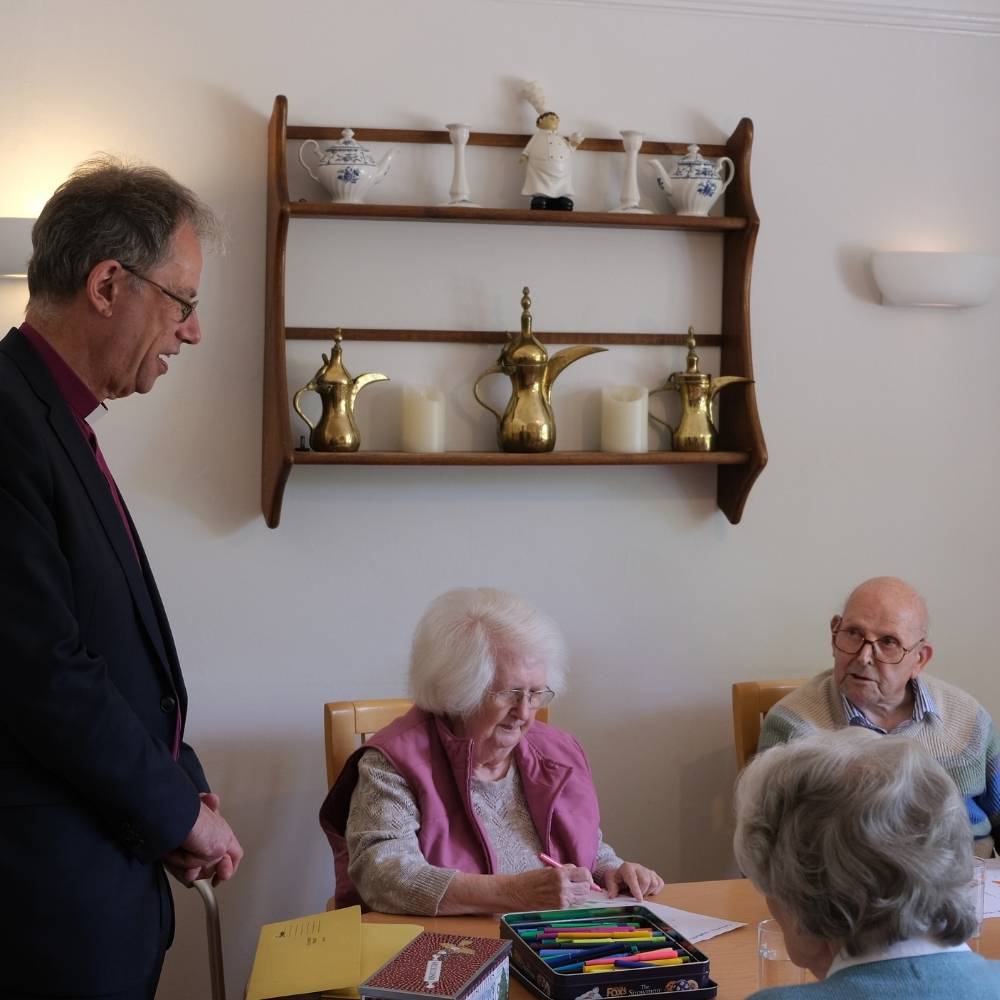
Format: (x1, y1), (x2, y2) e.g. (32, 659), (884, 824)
(408, 587), (567, 718)
(733, 729), (976, 956)
(27, 154), (219, 305)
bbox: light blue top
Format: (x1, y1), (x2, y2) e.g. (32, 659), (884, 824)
(748, 952), (1000, 999)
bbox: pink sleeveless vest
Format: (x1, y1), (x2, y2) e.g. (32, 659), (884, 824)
(320, 706), (602, 909)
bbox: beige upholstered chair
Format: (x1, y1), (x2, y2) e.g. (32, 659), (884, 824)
(731, 679), (808, 770)
(324, 699), (415, 789)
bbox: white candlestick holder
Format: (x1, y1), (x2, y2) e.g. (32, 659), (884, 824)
(442, 122), (479, 207)
(612, 130), (651, 214)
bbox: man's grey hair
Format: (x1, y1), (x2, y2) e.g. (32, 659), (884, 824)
(734, 729), (975, 955)
(27, 154), (219, 305)
(408, 587), (567, 718)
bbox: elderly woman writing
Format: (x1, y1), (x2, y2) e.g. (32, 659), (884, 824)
(320, 587), (662, 914)
(735, 729), (1000, 998)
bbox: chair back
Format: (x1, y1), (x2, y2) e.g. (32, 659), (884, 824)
(731, 678), (808, 770)
(324, 698), (550, 788)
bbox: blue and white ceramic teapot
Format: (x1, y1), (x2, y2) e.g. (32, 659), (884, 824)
(647, 144), (734, 216)
(298, 128), (397, 204)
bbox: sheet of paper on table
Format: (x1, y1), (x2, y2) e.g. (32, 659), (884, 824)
(984, 859), (1000, 919)
(582, 892), (745, 943)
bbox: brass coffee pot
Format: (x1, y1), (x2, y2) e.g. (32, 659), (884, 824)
(649, 327), (752, 451)
(293, 331), (389, 451)
(473, 287), (606, 452)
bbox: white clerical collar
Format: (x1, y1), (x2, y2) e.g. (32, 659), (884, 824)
(85, 401), (109, 427)
(827, 937), (970, 978)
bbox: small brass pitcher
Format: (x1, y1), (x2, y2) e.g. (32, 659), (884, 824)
(649, 327), (752, 451)
(293, 331), (389, 451)
(473, 287), (606, 452)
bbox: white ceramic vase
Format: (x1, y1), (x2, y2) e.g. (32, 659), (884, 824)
(611, 130), (651, 214)
(442, 123), (479, 207)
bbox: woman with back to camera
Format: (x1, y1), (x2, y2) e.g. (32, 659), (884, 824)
(734, 728), (1000, 998)
(320, 586), (662, 914)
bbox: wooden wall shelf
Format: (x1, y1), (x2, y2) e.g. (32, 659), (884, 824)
(288, 201), (746, 231)
(263, 95), (767, 527)
(292, 451), (750, 467)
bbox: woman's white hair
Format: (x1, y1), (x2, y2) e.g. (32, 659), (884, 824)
(408, 587), (567, 718)
(733, 729), (976, 956)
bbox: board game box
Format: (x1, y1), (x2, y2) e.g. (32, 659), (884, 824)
(360, 932), (512, 1000)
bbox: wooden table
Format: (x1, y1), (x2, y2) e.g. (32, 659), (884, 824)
(364, 878), (1000, 1000)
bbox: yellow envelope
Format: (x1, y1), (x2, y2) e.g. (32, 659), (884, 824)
(325, 922), (424, 999)
(246, 905), (363, 1000)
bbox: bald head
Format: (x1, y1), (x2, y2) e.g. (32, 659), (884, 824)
(842, 577), (929, 638)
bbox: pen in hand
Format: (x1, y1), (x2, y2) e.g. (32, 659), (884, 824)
(538, 851), (606, 894)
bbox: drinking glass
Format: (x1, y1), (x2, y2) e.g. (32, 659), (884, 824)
(757, 918), (807, 988)
(968, 858), (986, 953)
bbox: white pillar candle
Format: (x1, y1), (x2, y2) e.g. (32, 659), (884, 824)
(600, 385), (649, 453)
(401, 385), (446, 453)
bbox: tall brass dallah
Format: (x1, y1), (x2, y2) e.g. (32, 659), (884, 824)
(473, 287), (606, 452)
(649, 327), (752, 451)
(293, 331), (389, 451)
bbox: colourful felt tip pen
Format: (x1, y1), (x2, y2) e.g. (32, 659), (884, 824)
(549, 924), (656, 932)
(542, 926), (640, 936)
(582, 953), (637, 967)
(538, 937), (664, 950)
(541, 935), (664, 949)
(613, 960), (662, 968)
(552, 930), (655, 938)
(537, 852), (605, 894)
(628, 947), (681, 961)
(546, 943), (638, 968)
(616, 957), (686, 967)
(533, 940), (623, 950)
(544, 929), (650, 938)
(540, 945), (618, 961)
(510, 907), (621, 925)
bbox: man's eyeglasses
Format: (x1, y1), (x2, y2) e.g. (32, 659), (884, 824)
(832, 625), (924, 665)
(121, 263), (198, 322)
(490, 687), (555, 709)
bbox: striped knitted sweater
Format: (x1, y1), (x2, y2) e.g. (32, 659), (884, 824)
(758, 671), (1000, 847)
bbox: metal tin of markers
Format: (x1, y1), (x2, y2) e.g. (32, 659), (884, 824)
(500, 905), (716, 999)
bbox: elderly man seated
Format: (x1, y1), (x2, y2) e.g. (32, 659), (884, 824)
(758, 576), (1000, 857)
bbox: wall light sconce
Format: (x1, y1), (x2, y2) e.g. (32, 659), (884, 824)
(0, 217), (35, 278)
(871, 251), (1000, 308)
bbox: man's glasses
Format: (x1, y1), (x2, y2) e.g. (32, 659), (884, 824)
(121, 263), (198, 322)
(490, 687), (555, 709)
(832, 625), (924, 665)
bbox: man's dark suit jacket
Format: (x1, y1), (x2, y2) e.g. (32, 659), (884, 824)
(0, 327), (208, 995)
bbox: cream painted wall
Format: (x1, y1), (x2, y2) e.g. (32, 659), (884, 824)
(3, 1), (999, 996)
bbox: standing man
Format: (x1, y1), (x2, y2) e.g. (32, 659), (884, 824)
(758, 575), (1000, 857)
(0, 158), (243, 998)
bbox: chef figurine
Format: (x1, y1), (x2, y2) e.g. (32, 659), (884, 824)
(519, 81), (584, 211)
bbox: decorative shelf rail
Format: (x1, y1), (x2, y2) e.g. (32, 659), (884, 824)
(263, 95), (766, 527)
(292, 451), (750, 467)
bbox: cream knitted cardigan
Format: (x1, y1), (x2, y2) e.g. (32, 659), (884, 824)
(758, 670), (1000, 848)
